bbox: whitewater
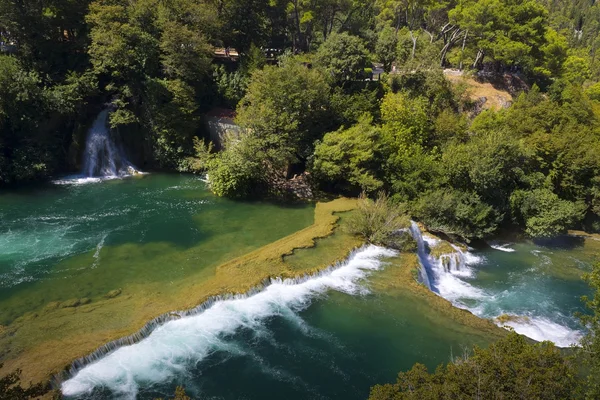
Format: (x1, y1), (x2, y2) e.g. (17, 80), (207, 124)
(409, 222), (583, 348)
(62, 246), (396, 399)
(54, 109), (142, 185)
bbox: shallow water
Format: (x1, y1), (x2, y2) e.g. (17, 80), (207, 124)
(0, 174), (314, 325)
(2, 176), (597, 398)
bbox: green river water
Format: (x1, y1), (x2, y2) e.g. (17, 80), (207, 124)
(0, 174), (597, 399)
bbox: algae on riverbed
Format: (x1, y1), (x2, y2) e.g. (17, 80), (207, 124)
(0, 196), (359, 386)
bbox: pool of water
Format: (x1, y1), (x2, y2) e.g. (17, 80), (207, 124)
(0, 174), (314, 325)
(62, 248), (499, 400)
(415, 227), (599, 347)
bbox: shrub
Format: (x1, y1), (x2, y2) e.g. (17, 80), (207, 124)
(347, 192), (414, 250)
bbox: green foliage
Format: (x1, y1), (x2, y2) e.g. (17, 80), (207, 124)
(510, 188), (584, 237)
(311, 116), (383, 194)
(314, 32), (370, 83)
(213, 65), (248, 108)
(381, 92), (430, 147)
(347, 192), (413, 250)
(413, 188), (501, 240)
(580, 263), (600, 399)
(369, 332), (578, 400)
(376, 26), (398, 72)
(0, 55), (58, 184)
(449, 0), (548, 71)
(236, 58), (331, 160)
(204, 134), (270, 199)
(85, 0), (216, 167)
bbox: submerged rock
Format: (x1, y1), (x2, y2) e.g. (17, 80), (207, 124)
(104, 289), (122, 299)
(60, 298), (92, 308)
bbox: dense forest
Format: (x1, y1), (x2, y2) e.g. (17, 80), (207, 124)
(2, 0), (600, 240)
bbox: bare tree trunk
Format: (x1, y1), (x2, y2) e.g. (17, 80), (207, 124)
(473, 48), (484, 69)
(459, 30), (468, 70)
(439, 28), (461, 67)
(424, 30), (434, 43)
(410, 30), (417, 60)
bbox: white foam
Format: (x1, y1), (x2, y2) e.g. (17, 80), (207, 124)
(489, 243), (516, 252)
(498, 315), (582, 347)
(61, 245), (397, 398)
(52, 176), (106, 185)
(53, 172), (147, 186)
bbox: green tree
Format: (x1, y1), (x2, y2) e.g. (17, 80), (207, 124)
(449, 0), (548, 70)
(86, 0), (216, 167)
(236, 57), (332, 161)
(311, 116), (383, 194)
(510, 188), (583, 237)
(369, 332), (578, 400)
(580, 262), (600, 399)
(376, 26), (398, 72)
(413, 188), (501, 240)
(202, 134), (272, 198)
(314, 32), (370, 83)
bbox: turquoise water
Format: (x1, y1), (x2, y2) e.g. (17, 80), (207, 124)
(415, 230), (598, 347)
(1, 176), (596, 399)
(62, 247), (497, 400)
(62, 232), (598, 400)
(0, 174), (315, 325)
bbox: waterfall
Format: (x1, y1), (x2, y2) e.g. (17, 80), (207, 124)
(59, 245), (397, 397)
(408, 222), (475, 294)
(409, 222), (433, 290)
(81, 110), (138, 177)
(408, 223), (584, 348)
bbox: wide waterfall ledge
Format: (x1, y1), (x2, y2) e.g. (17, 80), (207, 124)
(60, 245), (397, 398)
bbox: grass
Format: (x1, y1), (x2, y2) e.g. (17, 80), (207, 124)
(445, 73), (513, 110)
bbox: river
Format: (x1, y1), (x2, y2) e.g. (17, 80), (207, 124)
(0, 175), (597, 399)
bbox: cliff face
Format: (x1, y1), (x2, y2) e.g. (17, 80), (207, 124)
(204, 108), (240, 150)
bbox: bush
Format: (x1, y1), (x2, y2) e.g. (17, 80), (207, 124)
(369, 332), (578, 400)
(510, 188), (584, 237)
(413, 189), (501, 241)
(347, 192), (413, 250)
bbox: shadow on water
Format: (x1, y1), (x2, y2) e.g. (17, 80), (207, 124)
(533, 235), (586, 250)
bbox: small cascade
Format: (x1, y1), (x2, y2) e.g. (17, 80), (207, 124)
(409, 221), (433, 290)
(81, 110), (138, 177)
(58, 245), (397, 395)
(409, 222), (474, 293)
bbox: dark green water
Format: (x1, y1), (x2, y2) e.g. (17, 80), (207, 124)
(61, 245), (497, 400)
(2, 175), (596, 399)
(0, 174), (314, 325)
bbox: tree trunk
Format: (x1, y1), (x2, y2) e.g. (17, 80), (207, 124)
(459, 30), (468, 70)
(473, 48), (484, 69)
(410, 30), (417, 60)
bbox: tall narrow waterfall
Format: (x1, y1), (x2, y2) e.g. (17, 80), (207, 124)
(82, 110), (137, 177)
(409, 222), (433, 290)
(409, 222), (476, 294)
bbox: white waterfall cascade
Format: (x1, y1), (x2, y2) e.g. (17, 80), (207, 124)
(408, 222), (582, 347)
(409, 221), (483, 299)
(81, 109), (139, 178)
(61, 246), (397, 398)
